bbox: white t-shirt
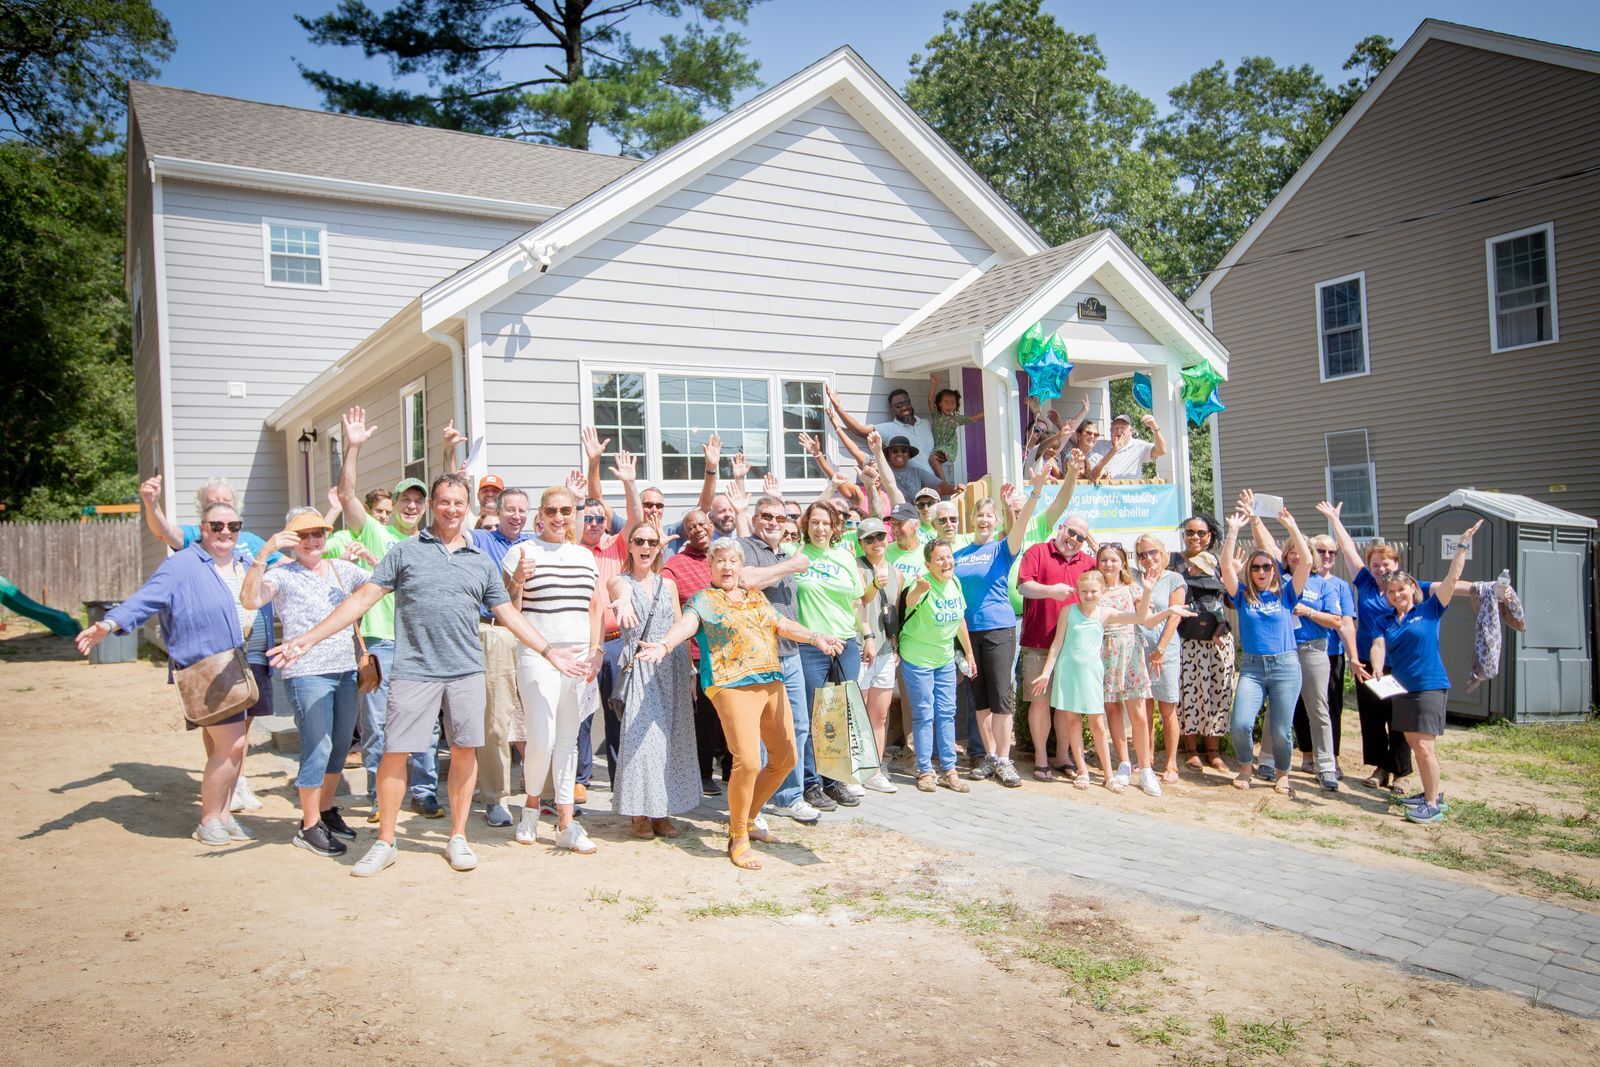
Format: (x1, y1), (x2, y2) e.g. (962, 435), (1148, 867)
(874, 416), (937, 476)
(1089, 437), (1155, 480)
(501, 539), (598, 645)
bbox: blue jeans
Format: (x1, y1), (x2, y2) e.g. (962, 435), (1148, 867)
(1231, 651), (1301, 773)
(904, 659), (958, 775)
(770, 653), (812, 807)
(286, 671), (360, 790)
(359, 639), (439, 803)
(796, 638), (861, 788)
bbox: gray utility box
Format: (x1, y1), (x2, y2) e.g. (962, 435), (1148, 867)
(83, 600), (138, 665)
(1406, 490), (1595, 723)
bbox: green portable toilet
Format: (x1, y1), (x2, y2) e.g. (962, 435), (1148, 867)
(1405, 490), (1595, 723)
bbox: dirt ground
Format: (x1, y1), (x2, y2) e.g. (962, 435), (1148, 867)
(2, 622), (1597, 1065)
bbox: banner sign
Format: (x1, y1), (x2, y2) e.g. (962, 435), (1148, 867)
(1027, 483), (1183, 541)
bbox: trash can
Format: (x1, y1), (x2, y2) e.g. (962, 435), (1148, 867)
(83, 600), (138, 665)
(1405, 490), (1595, 723)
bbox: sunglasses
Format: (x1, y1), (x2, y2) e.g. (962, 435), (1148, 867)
(1182, 529), (1209, 538)
(936, 515), (959, 524)
(1136, 549), (1163, 560)
(1249, 563), (1276, 573)
(206, 521), (244, 533)
(1316, 548), (1338, 557)
(583, 515), (607, 525)
(542, 505), (574, 516)
(860, 533), (887, 544)
(916, 500), (936, 509)
(1061, 530), (1087, 542)
(756, 511), (785, 523)
(631, 536), (660, 547)
(642, 501), (665, 511)
(1101, 541), (1123, 550)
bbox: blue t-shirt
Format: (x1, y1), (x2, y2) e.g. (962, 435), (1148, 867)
(952, 537), (1018, 633)
(470, 527), (529, 619)
(1294, 573), (1356, 653)
(1232, 579), (1300, 655)
(1354, 568), (1431, 662)
(1379, 595), (1450, 692)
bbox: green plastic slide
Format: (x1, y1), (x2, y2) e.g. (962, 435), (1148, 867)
(0, 576), (79, 637)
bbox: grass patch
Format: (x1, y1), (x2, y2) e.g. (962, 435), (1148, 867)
(624, 896), (658, 923)
(684, 897), (799, 920)
(586, 888), (621, 905)
(1380, 842), (1475, 871)
(1208, 1013), (1300, 1058)
(1126, 1014), (1192, 1047)
(1257, 805), (1351, 829)
(1448, 721), (1600, 799)
(1522, 867), (1600, 902)
(1020, 940), (1156, 1010)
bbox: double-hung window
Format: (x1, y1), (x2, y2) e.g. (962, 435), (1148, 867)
(1324, 429), (1379, 540)
(586, 367), (829, 487)
(263, 218), (329, 289)
(400, 379), (426, 483)
(1486, 223), (1557, 352)
(1315, 272), (1369, 380)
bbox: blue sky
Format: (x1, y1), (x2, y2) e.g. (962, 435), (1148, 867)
(154, 1), (1600, 142)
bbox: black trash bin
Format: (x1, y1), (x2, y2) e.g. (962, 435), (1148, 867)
(83, 600), (138, 665)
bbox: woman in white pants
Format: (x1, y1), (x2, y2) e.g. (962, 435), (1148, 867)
(502, 485), (603, 853)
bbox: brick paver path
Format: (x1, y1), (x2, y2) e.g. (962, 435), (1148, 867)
(845, 781), (1600, 1018)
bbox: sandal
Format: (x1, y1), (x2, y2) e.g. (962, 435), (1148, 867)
(651, 817), (679, 838)
(1208, 756), (1230, 773)
(916, 773), (937, 793)
(631, 816), (655, 839)
(1103, 778), (1125, 795)
(728, 837), (762, 871)
(1073, 774), (1090, 791)
(747, 817), (774, 844)
(1274, 777), (1295, 798)
(1233, 770), (1252, 790)
(1162, 766), (1180, 784)
(1032, 767), (1055, 782)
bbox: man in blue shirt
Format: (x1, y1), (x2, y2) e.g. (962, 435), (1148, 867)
(470, 484), (531, 827)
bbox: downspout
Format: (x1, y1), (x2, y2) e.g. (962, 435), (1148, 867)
(425, 322), (469, 471)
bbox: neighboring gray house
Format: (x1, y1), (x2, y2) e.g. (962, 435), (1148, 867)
(129, 48), (1226, 571)
(1187, 20), (1600, 537)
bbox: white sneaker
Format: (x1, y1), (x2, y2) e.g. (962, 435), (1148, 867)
(446, 834), (478, 871)
(515, 806), (539, 845)
(1113, 762), (1132, 788)
(351, 840), (397, 878)
(555, 822), (597, 854)
(1139, 767), (1162, 797)
(861, 772), (898, 794)
(192, 820), (231, 846)
(222, 815), (256, 841)
(752, 814), (771, 837)
(845, 782), (867, 798)
(769, 799), (821, 824)
(230, 777), (263, 812)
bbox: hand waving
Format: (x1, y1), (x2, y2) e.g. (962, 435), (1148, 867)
(342, 406), (375, 448)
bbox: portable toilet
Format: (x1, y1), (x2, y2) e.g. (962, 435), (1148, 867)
(1405, 490), (1596, 723)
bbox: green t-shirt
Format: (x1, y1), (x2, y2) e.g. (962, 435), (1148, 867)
(795, 542), (865, 641)
(897, 575), (966, 670)
(885, 543), (926, 588)
(916, 522), (936, 545)
(342, 520), (405, 641)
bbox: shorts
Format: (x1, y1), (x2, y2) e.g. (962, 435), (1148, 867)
(965, 626), (1018, 713)
(1020, 647), (1051, 690)
(1141, 634), (1181, 704)
(385, 674), (487, 752)
(859, 648), (899, 691)
(184, 662), (273, 731)
(1391, 689), (1447, 736)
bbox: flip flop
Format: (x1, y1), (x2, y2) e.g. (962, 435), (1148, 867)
(1073, 774), (1090, 791)
(1232, 771), (1252, 790)
(728, 837), (762, 870)
(1162, 768), (1180, 784)
(1032, 768), (1055, 782)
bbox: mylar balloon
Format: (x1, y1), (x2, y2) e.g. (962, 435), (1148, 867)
(1185, 386), (1226, 426)
(1179, 362), (1223, 405)
(1132, 372), (1153, 410)
(1026, 354), (1071, 401)
(1017, 323), (1047, 366)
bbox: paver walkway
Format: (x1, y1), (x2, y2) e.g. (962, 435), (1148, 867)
(844, 781), (1600, 1018)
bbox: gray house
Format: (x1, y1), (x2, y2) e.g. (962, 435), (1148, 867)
(128, 48), (1226, 568)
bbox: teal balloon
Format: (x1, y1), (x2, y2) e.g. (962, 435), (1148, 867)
(1132, 372), (1153, 410)
(1017, 323), (1048, 366)
(1180, 363), (1224, 405)
(1186, 386), (1225, 426)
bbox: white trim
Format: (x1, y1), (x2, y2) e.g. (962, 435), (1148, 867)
(1485, 221), (1559, 353)
(261, 216), (330, 291)
(419, 46), (1047, 332)
(1314, 271), (1371, 382)
(464, 308), (488, 479)
(149, 155), (559, 222)
(399, 377), (427, 468)
(1187, 19), (1600, 309)
(1324, 462), (1381, 539)
(151, 177), (177, 523)
(1208, 415), (1223, 516)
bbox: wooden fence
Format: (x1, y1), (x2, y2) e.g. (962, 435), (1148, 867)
(0, 520), (143, 614)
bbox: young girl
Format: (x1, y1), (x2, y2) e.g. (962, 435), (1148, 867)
(1029, 571), (1192, 792)
(927, 372), (983, 484)
(1096, 544), (1152, 792)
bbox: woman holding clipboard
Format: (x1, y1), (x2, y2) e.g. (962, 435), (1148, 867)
(1366, 520), (1483, 824)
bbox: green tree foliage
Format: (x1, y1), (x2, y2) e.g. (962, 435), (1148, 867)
(297, 0), (765, 155)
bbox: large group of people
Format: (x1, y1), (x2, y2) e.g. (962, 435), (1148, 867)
(78, 387), (1499, 876)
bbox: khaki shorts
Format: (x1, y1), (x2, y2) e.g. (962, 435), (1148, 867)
(1020, 646), (1052, 688)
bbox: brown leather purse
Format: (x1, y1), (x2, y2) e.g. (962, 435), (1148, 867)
(335, 566), (382, 694)
(176, 645), (260, 727)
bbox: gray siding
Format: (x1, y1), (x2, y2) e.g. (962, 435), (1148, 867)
(478, 98), (998, 506)
(1210, 40), (1600, 538)
(127, 114), (168, 579)
(156, 180), (526, 535)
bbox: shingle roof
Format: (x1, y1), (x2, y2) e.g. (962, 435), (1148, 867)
(887, 231), (1108, 352)
(129, 82), (642, 210)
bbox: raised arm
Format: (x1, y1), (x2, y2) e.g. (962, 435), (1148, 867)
(337, 406), (374, 535)
(696, 433), (722, 514)
(825, 405), (870, 471)
(1432, 521), (1483, 609)
(825, 381), (872, 440)
(240, 532), (297, 610)
(1238, 489), (1279, 559)
(582, 427), (610, 514)
(139, 475), (185, 550)
(1006, 463), (1049, 556)
(1219, 511), (1248, 593)
(867, 430), (904, 507)
(610, 448), (643, 538)
(1038, 450), (1082, 529)
(1316, 499), (1363, 577)
(1278, 508), (1313, 592)
(1143, 414), (1169, 460)
(726, 468), (752, 538)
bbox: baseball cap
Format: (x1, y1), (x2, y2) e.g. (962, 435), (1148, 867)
(914, 487), (940, 503)
(1111, 413), (1133, 426)
(889, 504), (919, 524)
(857, 517), (887, 538)
(479, 474), (505, 491)
(393, 477), (427, 498)
(284, 511), (332, 535)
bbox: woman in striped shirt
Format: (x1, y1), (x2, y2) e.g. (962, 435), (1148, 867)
(502, 485), (604, 853)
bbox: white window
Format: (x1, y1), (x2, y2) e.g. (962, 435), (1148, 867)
(586, 367), (829, 488)
(401, 379), (426, 483)
(1324, 429), (1379, 540)
(262, 218), (329, 289)
(1486, 222), (1558, 352)
(1315, 272), (1369, 381)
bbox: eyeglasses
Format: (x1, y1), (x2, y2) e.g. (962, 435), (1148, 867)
(756, 511), (785, 523)
(1136, 549), (1164, 560)
(935, 515), (959, 524)
(1182, 529), (1208, 539)
(542, 505), (574, 516)
(1316, 548), (1338, 557)
(583, 515), (607, 525)
(1101, 540), (1123, 549)
(860, 533), (887, 544)
(205, 521), (243, 533)
(641, 501), (664, 511)
(1061, 530), (1087, 542)
(630, 537), (660, 547)
(1249, 562), (1276, 573)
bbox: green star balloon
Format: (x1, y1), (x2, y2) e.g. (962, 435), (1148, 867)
(1016, 323), (1047, 366)
(1180, 362), (1224, 404)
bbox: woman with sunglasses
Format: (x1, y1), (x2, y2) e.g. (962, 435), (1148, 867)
(77, 501), (276, 847)
(1287, 534), (1357, 791)
(854, 517), (901, 792)
(640, 541), (844, 869)
(1173, 512), (1233, 772)
(1220, 504), (1312, 795)
(607, 520), (699, 838)
(1134, 534), (1186, 789)
(900, 539), (979, 793)
(1096, 543), (1153, 793)
(241, 507), (370, 857)
(502, 485), (604, 853)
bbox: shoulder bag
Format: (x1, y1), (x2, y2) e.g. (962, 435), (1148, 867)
(176, 589), (259, 727)
(610, 576), (666, 716)
(334, 564), (382, 694)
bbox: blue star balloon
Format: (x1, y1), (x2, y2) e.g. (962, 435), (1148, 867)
(1180, 362), (1224, 405)
(1132, 371), (1153, 410)
(1026, 340), (1072, 401)
(1016, 323), (1048, 366)
(1186, 386), (1225, 426)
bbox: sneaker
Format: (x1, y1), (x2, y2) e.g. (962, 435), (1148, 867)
(752, 814), (771, 837)
(293, 822), (347, 857)
(485, 802), (513, 827)
(804, 786), (838, 813)
(192, 820), (231, 846)
(365, 804), (381, 825)
(574, 784), (589, 805)
(969, 754), (996, 781)
(1114, 761), (1132, 788)
(862, 771), (898, 794)
(351, 839), (397, 877)
(701, 777), (723, 797)
(822, 781), (860, 808)
(1138, 767), (1162, 797)
(1397, 790), (1446, 807)
(1318, 773), (1341, 793)
(555, 822), (597, 854)
(229, 777), (263, 812)
(938, 770), (971, 794)
(320, 807), (356, 840)
(845, 782), (866, 798)
(409, 794), (444, 819)
(1254, 765), (1276, 783)
(223, 815), (257, 841)
(1404, 801), (1448, 824)
(540, 799), (557, 817)
(446, 834), (479, 871)
(993, 758), (1023, 789)
(768, 799), (821, 825)
(515, 806), (540, 845)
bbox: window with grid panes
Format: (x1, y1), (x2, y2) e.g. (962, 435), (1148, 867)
(1490, 226), (1555, 350)
(658, 376), (770, 480)
(781, 380), (826, 479)
(590, 372), (647, 472)
(1316, 276), (1367, 379)
(267, 222), (325, 286)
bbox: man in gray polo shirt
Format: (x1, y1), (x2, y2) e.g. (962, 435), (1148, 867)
(273, 472), (586, 877)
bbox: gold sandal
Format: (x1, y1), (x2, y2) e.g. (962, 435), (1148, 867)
(728, 837), (762, 870)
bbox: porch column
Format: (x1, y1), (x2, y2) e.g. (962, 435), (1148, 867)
(981, 359), (1022, 494)
(1151, 362), (1190, 517)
